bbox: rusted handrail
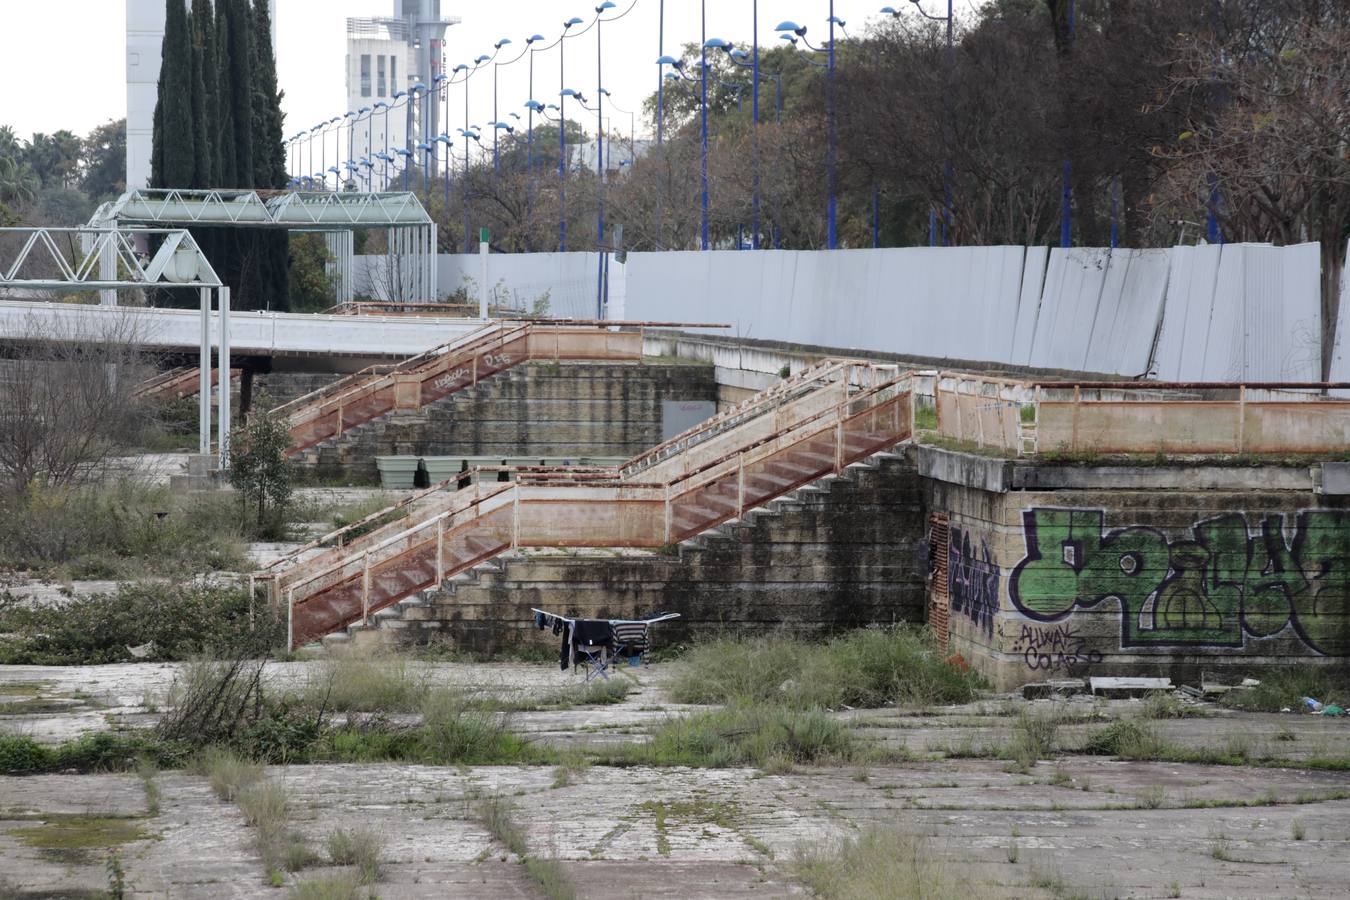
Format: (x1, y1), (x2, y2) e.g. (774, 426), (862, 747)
(621, 359), (862, 476)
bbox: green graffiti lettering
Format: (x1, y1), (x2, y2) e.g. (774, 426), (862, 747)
(1292, 511), (1350, 656)
(1008, 508), (1350, 656)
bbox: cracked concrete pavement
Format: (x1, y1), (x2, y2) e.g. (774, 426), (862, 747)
(3, 661), (1350, 898)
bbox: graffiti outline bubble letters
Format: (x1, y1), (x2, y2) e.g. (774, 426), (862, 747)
(483, 353), (511, 368)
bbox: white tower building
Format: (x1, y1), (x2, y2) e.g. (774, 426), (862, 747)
(125, 0), (277, 191)
(345, 1), (459, 189)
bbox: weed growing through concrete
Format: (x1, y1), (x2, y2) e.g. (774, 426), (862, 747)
(1136, 785), (1166, 809)
(668, 627), (981, 709)
(135, 757), (160, 816)
(1291, 819), (1306, 841)
(1208, 831), (1234, 861)
(1005, 710), (1059, 772)
(201, 746), (264, 801)
(1006, 825), (1021, 864)
(326, 826), (384, 883)
(1138, 691), (1198, 720)
(474, 794), (576, 900)
(613, 702), (864, 769)
(792, 827), (990, 898)
(285, 872), (375, 899)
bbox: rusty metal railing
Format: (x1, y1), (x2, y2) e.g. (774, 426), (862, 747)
(274, 321), (644, 457)
(931, 373), (1350, 456)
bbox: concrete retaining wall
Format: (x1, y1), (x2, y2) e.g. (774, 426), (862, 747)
(921, 446), (1350, 690)
(302, 360), (717, 482)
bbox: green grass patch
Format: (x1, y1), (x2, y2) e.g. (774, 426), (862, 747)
(475, 794), (577, 900)
(667, 627), (981, 709)
(0, 730), (191, 775)
(7, 816), (150, 865)
(611, 702), (867, 770)
(326, 826), (384, 884)
(792, 827), (990, 899)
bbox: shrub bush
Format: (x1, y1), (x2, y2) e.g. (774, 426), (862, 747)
(0, 481), (247, 578)
(0, 583), (282, 665)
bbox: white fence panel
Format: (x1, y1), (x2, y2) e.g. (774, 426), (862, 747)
(1084, 248), (1171, 378)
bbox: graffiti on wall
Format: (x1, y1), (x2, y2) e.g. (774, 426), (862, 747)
(1002, 621), (1103, 672)
(949, 526), (998, 637)
(1009, 508), (1350, 656)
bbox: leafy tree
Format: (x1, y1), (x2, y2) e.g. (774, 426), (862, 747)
(227, 396), (292, 536)
(25, 131), (83, 188)
(80, 119), (126, 201)
(287, 234), (338, 312)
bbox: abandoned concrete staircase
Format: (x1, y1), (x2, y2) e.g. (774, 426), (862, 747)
(272, 320), (644, 458)
(257, 359), (916, 650)
(341, 448), (922, 651)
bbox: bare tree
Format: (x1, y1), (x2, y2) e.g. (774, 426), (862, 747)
(0, 308), (154, 493)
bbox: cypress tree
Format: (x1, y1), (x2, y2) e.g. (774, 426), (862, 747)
(152, 0), (195, 187)
(191, 0), (220, 186)
(186, 3), (207, 187)
(150, 0), (291, 310)
(251, 0), (290, 312)
(225, 0), (255, 185)
(215, 0), (236, 187)
(250, 0), (286, 189)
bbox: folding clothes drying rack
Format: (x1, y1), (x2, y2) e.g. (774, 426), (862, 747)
(531, 609), (681, 682)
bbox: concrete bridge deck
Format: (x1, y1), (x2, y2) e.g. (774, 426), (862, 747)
(0, 299), (483, 367)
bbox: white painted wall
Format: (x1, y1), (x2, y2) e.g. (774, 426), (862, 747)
(354, 251), (605, 319)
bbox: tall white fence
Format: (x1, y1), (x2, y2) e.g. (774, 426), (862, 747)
(353, 242), (1332, 381)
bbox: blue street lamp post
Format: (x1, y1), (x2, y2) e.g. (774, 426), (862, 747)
(701, 2), (709, 250)
(559, 16), (584, 252)
(775, 12), (840, 250)
(596, 2), (616, 255)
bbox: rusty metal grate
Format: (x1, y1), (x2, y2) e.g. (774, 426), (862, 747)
(928, 513), (950, 652)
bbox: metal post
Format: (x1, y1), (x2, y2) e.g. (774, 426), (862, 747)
(559, 32), (568, 252)
(217, 286), (230, 464)
(700, 0), (709, 251)
(1237, 385), (1246, 454)
(198, 286), (211, 455)
(479, 233), (489, 318)
(99, 233), (116, 307)
(826, 0), (837, 250)
(286, 588), (294, 651)
(436, 517), (446, 584)
(362, 550), (371, 625)
(737, 452), (745, 517)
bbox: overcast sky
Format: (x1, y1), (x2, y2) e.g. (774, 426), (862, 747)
(0, 0), (978, 142)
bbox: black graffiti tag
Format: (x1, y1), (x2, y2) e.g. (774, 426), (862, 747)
(948, 526), (998, 638)
(1010, 623), (1102, 672)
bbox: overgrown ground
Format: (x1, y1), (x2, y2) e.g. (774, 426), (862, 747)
(3, 644), (1350, 898)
